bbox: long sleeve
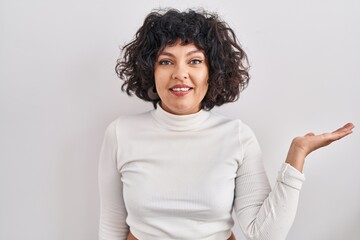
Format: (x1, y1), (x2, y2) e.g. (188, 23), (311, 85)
(98, 120), (129, 240)
(234, 124), (305, 240)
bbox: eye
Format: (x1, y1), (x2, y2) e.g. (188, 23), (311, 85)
(158, 59), (173, 65)
(189, 59), (203, 65)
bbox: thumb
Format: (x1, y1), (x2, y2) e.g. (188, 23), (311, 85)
(305, 132), (315, 137)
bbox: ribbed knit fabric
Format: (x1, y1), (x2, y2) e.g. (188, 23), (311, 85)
(98, 105), (305, 240)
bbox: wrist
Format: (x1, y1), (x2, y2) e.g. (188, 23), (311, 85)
(285, 147), (306, 173)
(285, 157), (304, 173)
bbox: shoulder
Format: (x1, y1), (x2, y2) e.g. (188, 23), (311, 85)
(108, 110), (152, 129)
(209, 111), (259, 146)
(103, 110), (153, 141)
(208, 112), (254, 134)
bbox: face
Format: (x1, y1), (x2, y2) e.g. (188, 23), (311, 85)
(154, 41), (209, 115)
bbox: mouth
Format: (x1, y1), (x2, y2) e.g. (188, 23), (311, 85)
(169, 86), (193, 96)
(170, 87), (192, 92)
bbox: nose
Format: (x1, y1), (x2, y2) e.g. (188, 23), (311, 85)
(171, 63), (189, 80)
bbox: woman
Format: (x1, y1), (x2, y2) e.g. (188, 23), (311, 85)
(98, 9), (354, 240)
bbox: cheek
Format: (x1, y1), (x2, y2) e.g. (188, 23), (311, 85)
(154, 71), (169, 98)
(154, 68), (170, 85)
(154, 70), (163, 88)
(199, 72), (209, 94)
(202, 83), (209, 97)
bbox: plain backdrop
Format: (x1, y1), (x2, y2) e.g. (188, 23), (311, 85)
(1, 0), (359, 239)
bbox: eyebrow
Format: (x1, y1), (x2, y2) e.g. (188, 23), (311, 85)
(158, 50), (204, 57)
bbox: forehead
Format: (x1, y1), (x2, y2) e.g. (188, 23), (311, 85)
(159, 41), (204, 56)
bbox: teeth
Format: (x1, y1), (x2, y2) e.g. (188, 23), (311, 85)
(171, 87), (190, 92)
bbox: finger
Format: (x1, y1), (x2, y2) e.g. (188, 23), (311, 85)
(343, 122), (355, 129)
(327, 129), (353, 142)
(332, 123), (355, 134)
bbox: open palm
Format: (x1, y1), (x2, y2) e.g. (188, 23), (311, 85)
(286, 123), (354, 172)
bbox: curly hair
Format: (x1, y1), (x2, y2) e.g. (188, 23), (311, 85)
(116, 8), (250, 110)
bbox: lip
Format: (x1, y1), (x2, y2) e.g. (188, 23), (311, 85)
(169, 84), (192, 89)
(169, 84), (193, 97)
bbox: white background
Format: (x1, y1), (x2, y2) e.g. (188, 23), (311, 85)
(1, 0), (359, 239)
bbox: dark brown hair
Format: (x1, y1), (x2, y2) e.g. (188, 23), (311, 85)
(116, 8), (250, 110)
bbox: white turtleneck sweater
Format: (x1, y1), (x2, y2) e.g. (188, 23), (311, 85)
(98, 105), (305, 240)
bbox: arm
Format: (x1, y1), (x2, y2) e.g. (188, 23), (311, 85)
(98, 120), (129, 240)
(234, 125), (305, 240)
(234, 122), (354, 240)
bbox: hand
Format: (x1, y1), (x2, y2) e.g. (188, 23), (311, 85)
(285, 123), (355, 172)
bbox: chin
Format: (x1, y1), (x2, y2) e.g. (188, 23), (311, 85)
(162, 102), (200, 115)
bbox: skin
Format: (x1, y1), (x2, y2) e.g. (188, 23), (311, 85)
(154, 40), (209, 115)
(127, 41), (240, 240)
(285, 122), (355, 172)
(127, 41), (354, 239)
(153, 41), (355, 172)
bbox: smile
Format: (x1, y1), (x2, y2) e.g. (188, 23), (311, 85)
(169, 87), (192, 96)
(171, 87), (191, 92)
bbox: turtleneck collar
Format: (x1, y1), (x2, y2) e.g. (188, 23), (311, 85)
(150, 103), (211, 131)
